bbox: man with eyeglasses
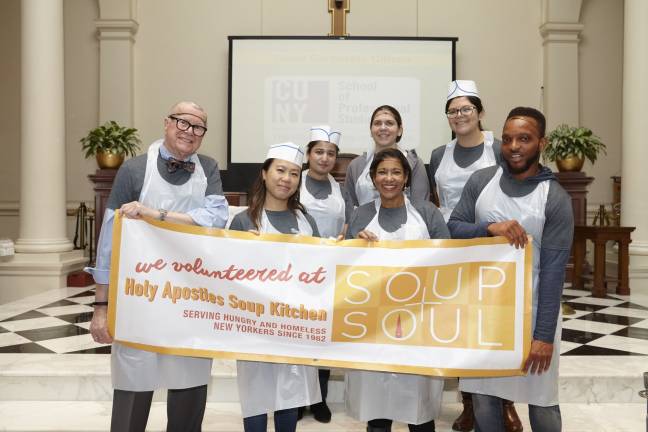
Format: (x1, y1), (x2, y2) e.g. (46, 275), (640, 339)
(86, 101), (229, 432)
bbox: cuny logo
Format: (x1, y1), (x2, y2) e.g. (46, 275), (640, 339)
(270, 79), (329, 123)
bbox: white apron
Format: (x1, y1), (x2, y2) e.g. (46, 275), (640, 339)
(300, 170), (345, 238)
(237, 209), (320, 418)
(459, 167), (561, 407)
(346, 197), (444, 425)
(112, 139), (211, 391)
(434, 131), (496, 222)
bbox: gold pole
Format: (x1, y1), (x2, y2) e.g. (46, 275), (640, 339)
(328, 0), (350, 37)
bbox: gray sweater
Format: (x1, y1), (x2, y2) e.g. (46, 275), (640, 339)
(346, 200), (450, 240)
(107, 152), (223, 209)
(230, 209), (320, 237)
(448, 164), (574, 343)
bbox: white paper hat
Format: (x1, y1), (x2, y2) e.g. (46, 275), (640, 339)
(266, 142), (304, 166)
(309, 125), (341, 147)
(447, 80), (480, 101)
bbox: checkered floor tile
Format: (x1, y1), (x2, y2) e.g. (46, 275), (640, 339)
(1, 286), (648, 355)
(560, 288), (648, 356)
(0, 289), (110, 354)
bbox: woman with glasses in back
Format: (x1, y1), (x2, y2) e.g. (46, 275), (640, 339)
(429, 80), (502, 222)
(429, 81), (521, 432)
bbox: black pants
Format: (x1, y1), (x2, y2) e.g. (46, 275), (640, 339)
(110, 384), (208, 432)
(318, 368), (330, 401)
(368, 418), (436, 431)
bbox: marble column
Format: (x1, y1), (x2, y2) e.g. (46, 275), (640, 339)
(621, 0), (648, 290)
(540, 0), (583, 129)
(96, 0), (138, 125)
(15, 0), (72, 254)
(0, 0), (85, 303)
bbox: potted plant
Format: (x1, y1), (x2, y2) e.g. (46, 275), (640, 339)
(81, 121), (141, 169)
(543, 124), (606, 172)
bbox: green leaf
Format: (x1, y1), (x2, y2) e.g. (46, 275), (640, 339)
(543, 123), (606, 165)
(79, 120), (141, 159)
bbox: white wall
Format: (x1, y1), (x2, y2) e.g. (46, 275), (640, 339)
(579, 0), (624, 205)
(0, 0), (625, 242)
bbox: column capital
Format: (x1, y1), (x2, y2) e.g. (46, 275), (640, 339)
(95, 19), (138, 41)
(540, 22), (584, 43)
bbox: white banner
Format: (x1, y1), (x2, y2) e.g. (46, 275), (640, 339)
(108, 214), (532, 377)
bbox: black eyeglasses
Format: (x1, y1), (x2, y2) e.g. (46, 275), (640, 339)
(168, 115), (208, 137)
(446, 106), (477, 118)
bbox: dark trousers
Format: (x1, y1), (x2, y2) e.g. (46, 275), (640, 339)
(318, 368), (330, 401)
(243, 408), (298, 432)
(368, 418), (436, 431)
(110, 384), (208, 432)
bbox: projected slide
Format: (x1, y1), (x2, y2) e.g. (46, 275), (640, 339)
(229, 37), (456, 164)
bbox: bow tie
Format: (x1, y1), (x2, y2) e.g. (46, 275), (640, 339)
(166, 157), (195, 173)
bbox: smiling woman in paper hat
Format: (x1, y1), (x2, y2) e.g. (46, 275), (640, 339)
(292, 125), (344, 424)
(429, 80), (503, 222)
(229, 141), (322, 432)
(429, 81), (523, 432)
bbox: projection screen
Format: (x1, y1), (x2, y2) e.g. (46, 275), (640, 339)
(228, 36), (456, 173)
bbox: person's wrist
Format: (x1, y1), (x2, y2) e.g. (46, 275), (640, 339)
(91, 301), (108, 307)
(158, 208), (168, 221)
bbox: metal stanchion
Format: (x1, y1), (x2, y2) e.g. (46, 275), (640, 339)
(71, 202), (95, 264)
(72, 202), (88, 250)
(639, 371), (648, 432)
(87, 208), (95, 265)
(68, 203), (95, 287)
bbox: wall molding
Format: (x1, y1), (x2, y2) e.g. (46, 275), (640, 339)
(0, 201), (90, 217)
(94, 19), (138, 41)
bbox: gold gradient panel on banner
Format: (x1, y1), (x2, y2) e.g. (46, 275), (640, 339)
(332, 262), (516, 350)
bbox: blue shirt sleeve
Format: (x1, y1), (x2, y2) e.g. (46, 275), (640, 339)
(84, 208), (115, 285)
(186, 194), (229, 228)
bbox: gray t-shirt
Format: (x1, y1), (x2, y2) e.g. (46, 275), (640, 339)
(304, 175), (332, 199)
(428, 138), (502, 190)
(106, 152), (223, 210)
(342, 150), (430, 222)
(230, 209), (320, 237)
(346, 200), (450, 240)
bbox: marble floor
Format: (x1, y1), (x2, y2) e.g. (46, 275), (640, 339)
(2, 286), (648, 356)
(0, 401), (644, 431)
(0, 284), (647, 431)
